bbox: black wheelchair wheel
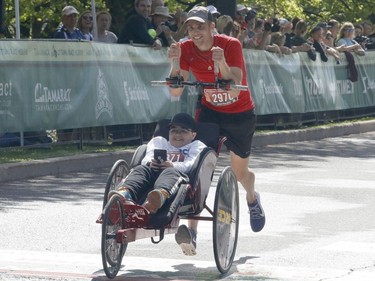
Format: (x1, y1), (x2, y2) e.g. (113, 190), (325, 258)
(103, 160), (130, 209)
(101, 194), (127, 279)
(213, 166), (239, 274)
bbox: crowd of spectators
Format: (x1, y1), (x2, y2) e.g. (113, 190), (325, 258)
(49, 2), (375, 56)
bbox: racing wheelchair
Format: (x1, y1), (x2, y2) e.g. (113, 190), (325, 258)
(96, 119), (240, 279)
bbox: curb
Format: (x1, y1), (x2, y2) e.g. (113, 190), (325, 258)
(1, 120), (375, 183)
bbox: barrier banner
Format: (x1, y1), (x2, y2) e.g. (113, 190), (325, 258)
(0, 40), (374, 132)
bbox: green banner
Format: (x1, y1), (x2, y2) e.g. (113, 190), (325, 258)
(0, 40), (374, 132)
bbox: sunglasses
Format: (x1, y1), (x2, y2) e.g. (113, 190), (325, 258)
(344, 28), (354, 32)
(83, 15), (93, 21)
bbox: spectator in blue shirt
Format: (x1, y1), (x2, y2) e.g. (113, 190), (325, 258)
(53, 6), (85, 40)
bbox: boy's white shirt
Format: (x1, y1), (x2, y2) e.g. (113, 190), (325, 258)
(141, 136), (206, 174)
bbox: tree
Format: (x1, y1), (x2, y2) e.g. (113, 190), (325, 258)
(239, 0), (375, 25)
(1, 0), (374, 39)
(3, 0), (106, 38)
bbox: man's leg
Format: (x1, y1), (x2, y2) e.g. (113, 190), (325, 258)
(230, 151), (265, 232)
(230, 151), (255, 203)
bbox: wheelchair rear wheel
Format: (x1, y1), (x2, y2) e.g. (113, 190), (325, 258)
(101, 194), (127, 279)
(213, 166), (239, 274)
(103, 159), (130, 209)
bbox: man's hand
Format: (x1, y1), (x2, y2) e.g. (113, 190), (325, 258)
(168, 43), (181, 61)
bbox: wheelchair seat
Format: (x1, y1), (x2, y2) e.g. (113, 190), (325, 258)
(129, 119), (220, 228)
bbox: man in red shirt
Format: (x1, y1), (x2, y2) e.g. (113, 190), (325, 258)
(167, 6), (265, 256)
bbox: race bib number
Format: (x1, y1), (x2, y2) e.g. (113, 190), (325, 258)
(204, 89), (238, 106)
(168, 152), (185, 162)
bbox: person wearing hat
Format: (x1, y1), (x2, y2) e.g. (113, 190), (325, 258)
(206, 5), (221, 19)
(53, 6), (85, 40)
(118, 0), (162, 50)
(109, 113), (206, 216)
(234, 4), (248, 27)
(167, 5), (265, 255)
(151, 6), (175, 46)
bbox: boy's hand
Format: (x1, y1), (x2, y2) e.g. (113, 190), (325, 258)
(149, 159), (173, 170)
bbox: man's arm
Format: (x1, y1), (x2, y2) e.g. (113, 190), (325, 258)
(167, 43), (189, 97)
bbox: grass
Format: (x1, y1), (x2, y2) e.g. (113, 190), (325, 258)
(0, 144), (135, 165)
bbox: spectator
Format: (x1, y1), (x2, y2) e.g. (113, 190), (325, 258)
(53, 6), (85, 40)
(206, 5), (221, 35)
(244, 8), (257, 38)
(151, 6), (175, 46)
(234, 4), (248, 30)
(310, 26), (341, 63)
(362, 21), (373, 37)
(77, 11), (94, 41)
(327, 19), (341, 46)
(270, 31), (292, 55)
(53, 6), (85, 142)
(362, 21), (375, 50)
(277, 18), (292, 46)
(290, 17), (302, 37)
(244, 18), (272, 50)
(337, 22), (366, 56)
(206, 5), (221, 20)
(95, 11), (118, 43)
(216, 15), (234, 36)
(118, 0), (162, 50)
(233, 4), (249, 46)
(171, 8), (188, 42)
(290, 20), (316, 60)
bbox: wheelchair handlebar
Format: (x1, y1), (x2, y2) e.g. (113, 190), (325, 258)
(151, 79), (248, 91)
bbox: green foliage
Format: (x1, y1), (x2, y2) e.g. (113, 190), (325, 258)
(1, 0), (373, 39)
(239, 0), (375, 24)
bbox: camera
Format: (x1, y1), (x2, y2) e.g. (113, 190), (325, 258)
(163, 20), (178, 32)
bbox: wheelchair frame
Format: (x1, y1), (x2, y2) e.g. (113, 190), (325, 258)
(97, 123), (240, 279)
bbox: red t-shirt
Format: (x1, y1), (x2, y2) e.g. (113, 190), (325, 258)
(180, 34), (254, 113)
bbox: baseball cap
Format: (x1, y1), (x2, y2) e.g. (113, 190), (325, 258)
(236, 4), (249, 13)
(206, 5), (220, 16)
(185, 6), (213, 24)
(62, 6), (79, 16)
(169, 113), (196, 131)
(316, 22), (331, 29)
(278, 18), (289, 27)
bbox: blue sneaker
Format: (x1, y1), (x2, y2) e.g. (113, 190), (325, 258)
(175, 225), (197, 256)
(248, 192), (265, 232)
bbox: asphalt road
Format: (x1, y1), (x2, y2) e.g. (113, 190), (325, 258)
(0, 132), (374, 281)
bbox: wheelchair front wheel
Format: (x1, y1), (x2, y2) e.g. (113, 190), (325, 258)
(103, 159), (130, 209)
(101, 194), (127, 279)
(213, 166), (239, 274)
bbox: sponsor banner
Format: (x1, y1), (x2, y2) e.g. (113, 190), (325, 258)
(0, 40), (374, 132)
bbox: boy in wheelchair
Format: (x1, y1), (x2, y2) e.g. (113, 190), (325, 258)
(108, 113), (205, 255)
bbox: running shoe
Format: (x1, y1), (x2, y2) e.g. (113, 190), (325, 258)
(248, 191), (266, 232)
(175, 225), (197, 256)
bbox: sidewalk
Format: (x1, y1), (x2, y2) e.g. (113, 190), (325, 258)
(1, 120), (375, 183)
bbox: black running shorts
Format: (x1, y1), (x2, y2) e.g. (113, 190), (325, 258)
(198, 107), (256, 158)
